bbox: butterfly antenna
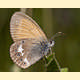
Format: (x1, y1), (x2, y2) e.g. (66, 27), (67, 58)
(50, 32), (64, 41)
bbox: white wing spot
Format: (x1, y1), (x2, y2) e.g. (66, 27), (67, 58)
(22, 53), (24, 56)
(18, 45), (24, 56)
(24, 58), (30, 66)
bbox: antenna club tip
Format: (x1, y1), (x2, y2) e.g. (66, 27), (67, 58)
(58, 32), (62, 33)
(58, 32), (64, 35)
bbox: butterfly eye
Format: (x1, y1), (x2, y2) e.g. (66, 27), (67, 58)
(50, 41), (52, 44)
(48, 41), (55, 47)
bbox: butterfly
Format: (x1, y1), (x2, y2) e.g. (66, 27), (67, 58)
(10, 11), (62, 69)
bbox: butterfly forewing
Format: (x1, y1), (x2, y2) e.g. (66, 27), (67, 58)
(10, 39), (43, 69)
(10, 12), (47, 42)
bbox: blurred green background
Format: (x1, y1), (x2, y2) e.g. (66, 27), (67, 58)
(0, 8), (80, 72)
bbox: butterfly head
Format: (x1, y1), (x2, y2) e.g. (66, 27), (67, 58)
(48, 40), (55, 48)
(47, 32), (63, 48)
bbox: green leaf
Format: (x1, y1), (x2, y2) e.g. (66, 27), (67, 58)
(61, 68), (68, 72)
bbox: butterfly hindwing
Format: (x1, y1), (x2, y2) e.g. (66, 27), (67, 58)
(10, 39), (43, 69)
(10, 12), (47, 42)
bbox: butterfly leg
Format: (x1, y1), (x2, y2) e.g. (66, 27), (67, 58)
(45, 48), (53, 58)
(45, 49), (61, 71)
(45, 48), (55, 67)
(41, 51), (48, 71)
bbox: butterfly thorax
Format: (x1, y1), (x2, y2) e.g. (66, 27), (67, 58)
(40, 41), (49, 56)
(40, 40), (55, 56)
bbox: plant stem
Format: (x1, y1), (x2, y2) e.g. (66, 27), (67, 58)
(45, 53), (61, 72)
(53, 55), (61, 71)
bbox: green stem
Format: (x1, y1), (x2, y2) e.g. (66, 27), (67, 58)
(45, 53), (61, 72)
(53, 55), (61, 71)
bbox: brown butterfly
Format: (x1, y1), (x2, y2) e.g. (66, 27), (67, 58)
(10, 12), (62, 69)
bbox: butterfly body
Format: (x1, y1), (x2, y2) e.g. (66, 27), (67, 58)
(10, 12), (55, 69)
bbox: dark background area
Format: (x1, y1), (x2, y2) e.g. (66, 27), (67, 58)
(0, 8), (80, 72)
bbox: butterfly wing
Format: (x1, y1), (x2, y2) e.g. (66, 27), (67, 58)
(10, 12), (47, 42)
(10, 39), (43, 69)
